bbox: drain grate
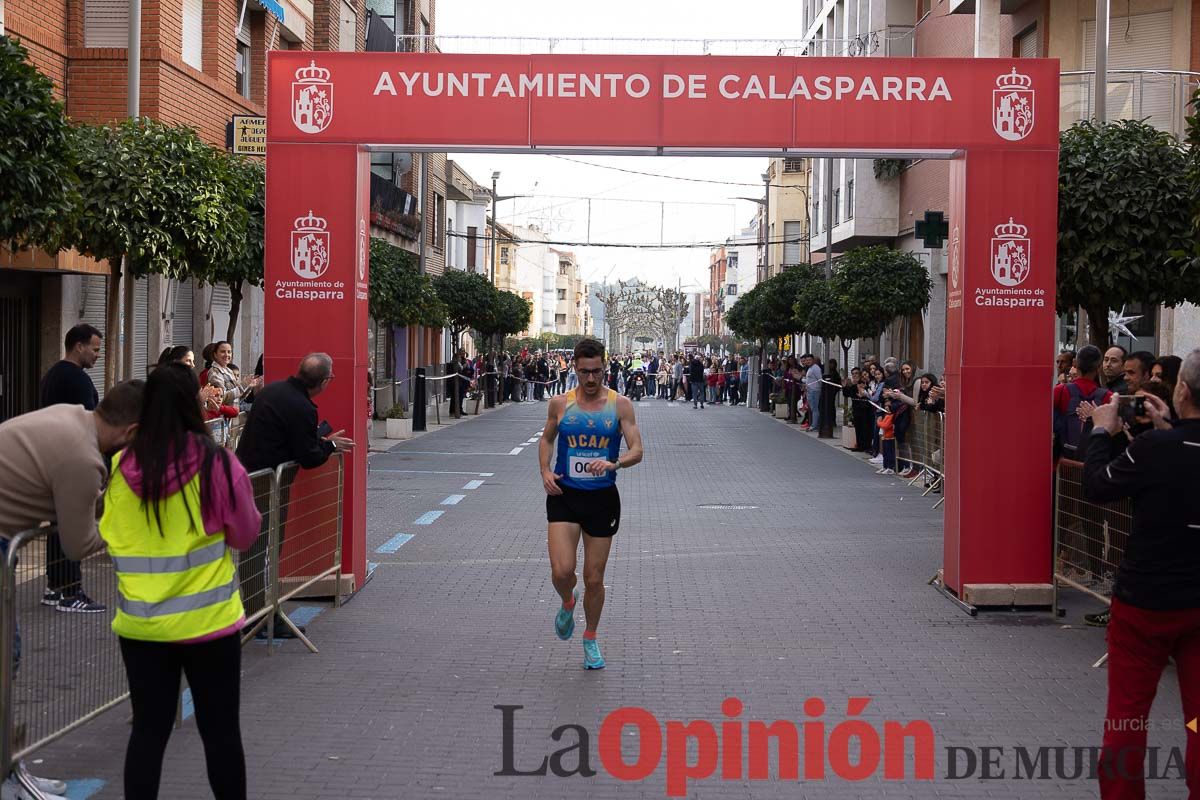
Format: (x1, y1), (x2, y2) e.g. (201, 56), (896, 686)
(697, 504), (758, 510)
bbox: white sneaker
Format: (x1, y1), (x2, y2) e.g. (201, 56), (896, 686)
(868, 455), (883, 464)
(2, 776), (67, 800)
(877, 468), (895, 475)
(31, 777), (67, 796)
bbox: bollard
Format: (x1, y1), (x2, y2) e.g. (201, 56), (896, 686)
(413, 368), (427, 432)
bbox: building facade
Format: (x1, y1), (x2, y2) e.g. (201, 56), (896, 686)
(0, 0), (359, 420)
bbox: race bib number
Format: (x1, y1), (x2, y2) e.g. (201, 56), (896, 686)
(569, 455), (602, 480)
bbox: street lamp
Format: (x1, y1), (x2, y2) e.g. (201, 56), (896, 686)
(489, 171), (524, 289)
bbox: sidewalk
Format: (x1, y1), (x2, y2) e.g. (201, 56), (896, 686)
(28, 396), (1181, 799)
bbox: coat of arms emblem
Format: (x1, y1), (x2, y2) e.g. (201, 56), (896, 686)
(993, 68), (1034, 141)
(949, 225), (961, 290)
(291, 211), (330, 280)
(292, 61), (333, 134)
(990, 218), (1030, 287)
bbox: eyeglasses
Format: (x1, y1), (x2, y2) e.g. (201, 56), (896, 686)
(577, 368), (605, 377)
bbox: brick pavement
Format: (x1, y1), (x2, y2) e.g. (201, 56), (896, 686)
(28, 396), (1192, 799)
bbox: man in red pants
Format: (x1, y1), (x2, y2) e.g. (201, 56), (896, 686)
(1083, 349), (1200, 800)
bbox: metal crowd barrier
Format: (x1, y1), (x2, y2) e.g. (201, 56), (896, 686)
(1052, 458), (1130, 606)
(1, 452), (346, 789)
(903, 410), (946, 508)
(204, 412), (248, 449)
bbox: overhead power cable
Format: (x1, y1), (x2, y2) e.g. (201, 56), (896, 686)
(449, 231), (809, 250)
(546, 155), (811, 191)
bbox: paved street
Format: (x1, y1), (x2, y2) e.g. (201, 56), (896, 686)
(35, 398), (1190, 799)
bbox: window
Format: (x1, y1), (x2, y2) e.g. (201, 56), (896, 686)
(783, 158), (804, 173)
(1015, 24), (1038, 58)
(728, 252), (738, 271)
(85, 0), (129, 47)
(236, 41), (251, 98)
(445, 217), (454, 265)
(783, 221), (803, 266)
(500, 246), (510, 265)
(557, 288), (567, 300)
(813, 202), (820, 234)
(371, 152), (394, 181)
(181, 0), (203, 69)
(466, 227), (477, 270)
(846, 179), (854, 220)
(832, 189), (841, 225)
(727, 284), (737, 296)
(431, 192), (445, 249)
(339, 0), (357, 52)
(555, 313), (567, 325)
(559, 261), (569, 275)
(367, 0), (395, 30)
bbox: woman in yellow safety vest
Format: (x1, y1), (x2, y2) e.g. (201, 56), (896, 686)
(100, 363), (262, 800)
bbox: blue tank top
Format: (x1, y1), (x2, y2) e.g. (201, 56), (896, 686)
(554, 389), (622, 490)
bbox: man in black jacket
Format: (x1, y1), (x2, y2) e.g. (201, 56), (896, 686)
(37, 323), (105, 612)
(235, 353), (353, 635)
(1083, 348), (1200, 799)
(688, 354), (705, 409)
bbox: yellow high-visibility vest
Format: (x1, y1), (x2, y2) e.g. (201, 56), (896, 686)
(100, 453), (244, 642)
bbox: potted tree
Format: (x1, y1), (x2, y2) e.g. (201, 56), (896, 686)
(771, 392), (789, 419)
(384, 403), (412, 439)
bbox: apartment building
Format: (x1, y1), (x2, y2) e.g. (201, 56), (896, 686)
(708, 246), (729, 336)
(549, 250), (590, 336)
(726, 221), (760, 303)
(797, 0), (1199, 373)
(762, 157), (811, 281)
(0, 0), (364, 421)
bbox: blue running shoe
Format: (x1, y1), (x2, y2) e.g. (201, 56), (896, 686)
(555, 592), (576, 640)
(582, 637), (605, 670)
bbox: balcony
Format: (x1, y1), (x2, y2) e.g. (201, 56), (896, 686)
(370, 173), (420, 240)
(1060, 70), (1200, 139)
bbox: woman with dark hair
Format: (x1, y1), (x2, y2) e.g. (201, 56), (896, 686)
(99, 364), (261, 800)
(1150, 355), (1182, 393)
(156, 345), (194, 370)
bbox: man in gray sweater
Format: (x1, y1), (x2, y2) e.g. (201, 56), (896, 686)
(0, 379), (141, 799)
(0, 380), (144, 575)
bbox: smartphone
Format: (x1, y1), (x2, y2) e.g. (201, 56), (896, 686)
(317, 420), (333, 438)
(1115, 395), (1145, 420)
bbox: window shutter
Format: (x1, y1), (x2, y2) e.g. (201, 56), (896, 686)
(170, 279), (194, 350)
(132, 278), (150, 379)
(79, 276), (108, 398)
(209, 284), (232, 344)
(1017, 26), (1039, 58)
(182, 0), (203, 69)
(1083, 12), (1172, 130)
(783, 221), (803, 265)
(85, 0), (130, 48)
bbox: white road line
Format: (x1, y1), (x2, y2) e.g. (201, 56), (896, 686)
(441, 495), (466, 505)
(370, 469), (494, 476)
(509, 447), (524, 455)
(462, 480), (485, 490)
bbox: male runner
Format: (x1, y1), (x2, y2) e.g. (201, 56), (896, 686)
(540, 338), (643, 670)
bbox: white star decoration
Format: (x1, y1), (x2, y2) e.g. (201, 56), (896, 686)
(1108, 306), (1143, 341)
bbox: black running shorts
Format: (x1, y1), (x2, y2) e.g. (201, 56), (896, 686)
(546, 484), (622, 538)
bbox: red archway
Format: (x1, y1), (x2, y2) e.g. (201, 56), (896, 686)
(265, 52), (1059, 600)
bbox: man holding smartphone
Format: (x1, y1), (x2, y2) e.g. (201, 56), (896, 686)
(235, 353), (354, 636)
(1083, 349), (1200, 798)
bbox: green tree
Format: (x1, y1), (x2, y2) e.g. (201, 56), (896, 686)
(212, 156), (265, 341)
(756, 267), (815, 339)
(369, 238), (446, 330)
(826, 246), (931, 349)
(70, 118), (246, 281)
(433, 269), (497, 351)
(1058, 119), (1196, 346)
(0, 37), (77, 252)
(1185, 90), (1200, 275)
